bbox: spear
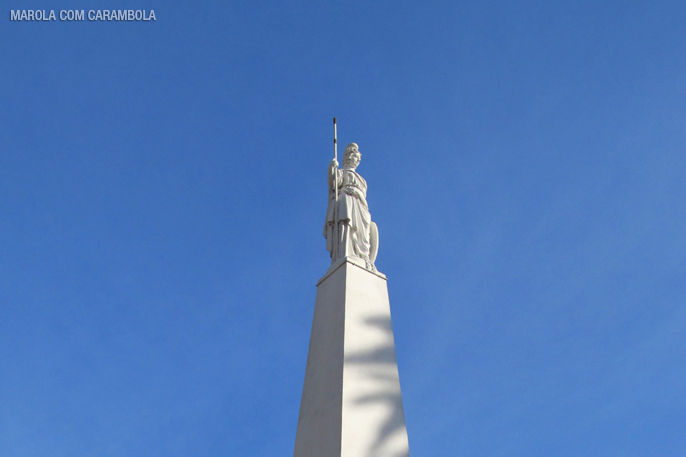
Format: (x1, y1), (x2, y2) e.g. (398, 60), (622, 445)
(333, 117), (338, 201)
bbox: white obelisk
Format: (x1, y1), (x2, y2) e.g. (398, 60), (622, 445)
(294, 134), (409, 457)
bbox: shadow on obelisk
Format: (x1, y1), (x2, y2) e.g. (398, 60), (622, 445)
(295, 259), (410, 457)
(344, 314), (409, 457)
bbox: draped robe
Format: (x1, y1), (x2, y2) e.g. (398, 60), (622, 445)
(324, 165), (372, 263)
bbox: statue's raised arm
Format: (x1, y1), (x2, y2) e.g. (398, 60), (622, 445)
(324, 143), (379, 271)
(327, 158), (340, 193)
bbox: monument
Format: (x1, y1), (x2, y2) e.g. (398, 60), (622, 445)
(293, 121), (410, 457)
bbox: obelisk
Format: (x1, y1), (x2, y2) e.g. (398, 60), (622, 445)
(294, 142), (410, 457)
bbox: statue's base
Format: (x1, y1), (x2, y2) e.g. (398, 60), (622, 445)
(318, 256), (386, 286)
(294, 257), (409, 457)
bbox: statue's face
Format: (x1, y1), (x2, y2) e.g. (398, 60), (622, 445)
(343, 151), (361, 169)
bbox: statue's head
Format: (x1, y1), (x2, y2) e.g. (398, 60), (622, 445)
(342, 143), (361, 169)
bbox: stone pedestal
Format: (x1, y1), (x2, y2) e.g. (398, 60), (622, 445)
(294, 257), (410, 457)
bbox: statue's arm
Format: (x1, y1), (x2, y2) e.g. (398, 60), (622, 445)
(327, 159), (340, 191)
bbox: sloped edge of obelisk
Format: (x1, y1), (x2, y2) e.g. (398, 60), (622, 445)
(318, 256), (387, 286)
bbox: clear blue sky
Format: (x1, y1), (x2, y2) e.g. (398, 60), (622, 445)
(1, 1), (685, 456)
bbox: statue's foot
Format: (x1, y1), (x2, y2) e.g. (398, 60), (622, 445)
(363, 258), (377, 272)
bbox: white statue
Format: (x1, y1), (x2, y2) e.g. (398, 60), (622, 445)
(324, 143), (379, 271)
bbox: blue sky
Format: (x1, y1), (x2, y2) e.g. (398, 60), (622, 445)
(1, 1), (685, 455)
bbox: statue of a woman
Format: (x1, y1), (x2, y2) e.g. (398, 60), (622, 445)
(324, 143), (379, 271)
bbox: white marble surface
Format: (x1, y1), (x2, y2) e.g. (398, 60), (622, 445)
(294, 258), (409, 457)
